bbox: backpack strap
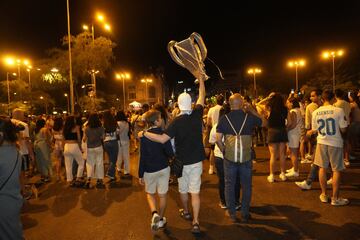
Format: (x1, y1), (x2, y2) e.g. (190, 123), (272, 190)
(224, 114), (248, 162)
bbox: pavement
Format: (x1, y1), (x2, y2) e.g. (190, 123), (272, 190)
(22, 146), (360, 240)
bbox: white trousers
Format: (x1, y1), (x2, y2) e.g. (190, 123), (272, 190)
(86, 146), (104, 179)
(116, 141), (130, 174)
(64, 143), (84, 182)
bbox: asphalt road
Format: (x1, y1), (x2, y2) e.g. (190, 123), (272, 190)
(22, 146), (360, 240)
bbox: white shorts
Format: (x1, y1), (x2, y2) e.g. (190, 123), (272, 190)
(178, 161), (203, 194)
(144, 167), (170, 194)
(288, 132), (300, 148)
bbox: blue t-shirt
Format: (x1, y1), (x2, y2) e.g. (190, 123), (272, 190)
(217, 110), (262, 136)
(139, 127), (174, 178)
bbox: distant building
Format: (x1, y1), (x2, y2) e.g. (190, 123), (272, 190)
(125, 73), (169, 108)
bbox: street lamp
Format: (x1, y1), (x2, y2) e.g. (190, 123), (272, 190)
(82, 13), (111, 100)
(66, 0), (75, 114)
(64, 93), (70, 113)
(26, 66), (33, 111)
(5, 72), (17, 114)
(115, 72), (131, 110)
(141, 78), (153, 103)
(287, 59), (305, 93)
(322, 49), (344, 92)
(39, 96), (48, 114)
(247, 68), (262, 97)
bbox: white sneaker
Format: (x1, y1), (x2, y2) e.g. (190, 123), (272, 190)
(319, 194), (329, 203)
(344, 159), (350, 167)
(305, 154), (312, 160)
(331, 198), (349, 206)
(286, 167), (294, 173)
(327, 178), (333, 186)
(267, 174), (275, 183)
(151, 213), (160, 231)
(285, 171), (299, 178)
(279, 172), (287, 181)
(295, 180), (311, 190)
(301, 158), (312, 164)
(158, 217), (167, 228)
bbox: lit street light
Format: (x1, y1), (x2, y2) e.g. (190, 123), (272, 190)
(26, 66), (33, 111)
(287, 59), (305, 93)
(141, 78), (153, 103)
(322, 49), (344, 92)
(247, 68), (262, 97)
(39, 96), (48, 114)
(64, 93), (70, 113)
(5, 72), (17, 114)
(116, 72), (131, 110)
(82, 12), (111, 100)
(66, 0), (75, 114)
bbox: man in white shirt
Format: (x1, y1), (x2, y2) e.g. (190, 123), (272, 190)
(334, 89), (351, 166)
(303, 89), (322, 162)
(206, 95), (224, 174)
(309, 90), (348, 206)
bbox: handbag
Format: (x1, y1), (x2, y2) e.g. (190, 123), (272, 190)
(169, 156), (183, 178)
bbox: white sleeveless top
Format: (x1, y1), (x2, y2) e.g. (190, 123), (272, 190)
(288, 108), (303, 136)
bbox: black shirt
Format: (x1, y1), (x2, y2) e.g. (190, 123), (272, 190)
(165, 104), (205, 165)
(268, 107), (288, 129)
(217, 110), (262, 135)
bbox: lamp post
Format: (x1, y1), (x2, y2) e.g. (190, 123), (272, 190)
(40, 96), (48, 115)
(83, 12), (111, 98)
(115, 72), (131, 110)
(287, 59), (305, 93)
(66, 0), (75, 114)
(6, 72), (17, 115)
(141, 78), (153, 103)
(64, 93), (70, 113)
(26, 66), (33, 111)
(322, 50), (344, 92)
(247, 68), (262, 98)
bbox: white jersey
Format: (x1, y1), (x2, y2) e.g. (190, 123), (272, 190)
(312, 105), (347, 148)
(288, 108), (303, 136)
(207, 105), (222, 126)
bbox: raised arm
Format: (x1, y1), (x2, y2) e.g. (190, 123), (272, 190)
(196, 74), (206, 106)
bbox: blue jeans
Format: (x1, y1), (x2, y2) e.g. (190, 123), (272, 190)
(215, 157), (240, 205)
(104, 140), (119, 178)
(306, 164), (319, 185)
(224, 159), (252, 218)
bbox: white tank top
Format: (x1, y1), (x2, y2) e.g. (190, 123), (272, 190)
(288, 108), (303, 136)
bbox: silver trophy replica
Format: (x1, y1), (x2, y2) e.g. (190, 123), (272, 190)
(167, 32), (209, 83)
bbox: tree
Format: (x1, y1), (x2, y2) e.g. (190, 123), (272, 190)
(31, 32), (116, 109)
(304, 62), (359, 94)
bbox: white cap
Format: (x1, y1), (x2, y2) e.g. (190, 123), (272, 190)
(178, 92), (192, 111)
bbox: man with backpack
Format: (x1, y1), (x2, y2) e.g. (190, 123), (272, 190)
(216, 93), (262, 223)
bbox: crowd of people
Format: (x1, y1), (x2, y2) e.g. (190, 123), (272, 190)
(1, 76), (360, 238)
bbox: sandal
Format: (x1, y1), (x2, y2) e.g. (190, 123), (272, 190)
(179, 209), (192, 221)
(191, 223), (201, 234)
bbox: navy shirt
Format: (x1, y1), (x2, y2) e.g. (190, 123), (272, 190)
(165, 104), (205, 166)
(138, 127), (174, 178)
(217, 110), (262, 136)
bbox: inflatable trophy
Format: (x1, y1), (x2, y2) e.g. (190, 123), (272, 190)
(167, 32), (209, 83)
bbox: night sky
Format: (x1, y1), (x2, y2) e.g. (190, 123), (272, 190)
(1, 0), (360, 93)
